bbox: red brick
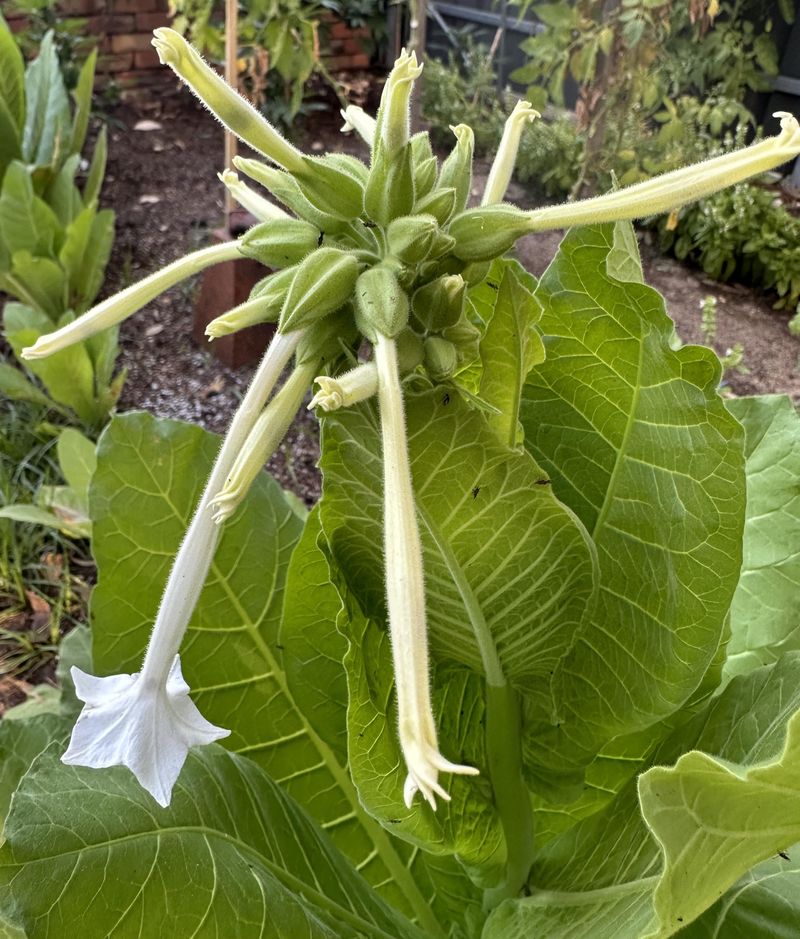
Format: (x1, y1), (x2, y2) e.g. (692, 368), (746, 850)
(111, 32), (153, 53)
(135, 11), (170, 31)
(134, 48), (162, 70)
(87, 13), (135, 34)
(329, 21), (351, 39)
(59, 0), (100, 14)
(324, 53), (371, 71)
(98, 52), (134, 73)
(8, 17), (27, 33)
(110, 0), (152, 11)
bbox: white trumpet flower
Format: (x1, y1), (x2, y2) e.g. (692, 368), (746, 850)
(308, 361), (379, 412)
(483, 100), (539, 206)
(218, 169), (289, 222)
(61, 330), (303, 806)
(340, 105), (377, 147)
(374, 334), (479, 809)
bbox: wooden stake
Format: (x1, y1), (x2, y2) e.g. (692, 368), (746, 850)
(224, 0), (238, 223)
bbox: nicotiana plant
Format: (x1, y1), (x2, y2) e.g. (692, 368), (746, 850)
(1, 26), (800, 939)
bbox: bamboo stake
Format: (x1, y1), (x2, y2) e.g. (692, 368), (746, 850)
(224, 0), (238, 222)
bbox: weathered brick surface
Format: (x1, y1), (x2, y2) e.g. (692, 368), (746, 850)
(98, 52), (134, 73)
(87, 14), (135, 35)
(135, 12), (169, 32)
(111, 32), (153, 53)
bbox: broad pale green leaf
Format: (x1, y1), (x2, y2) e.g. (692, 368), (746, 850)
(75, 207), (114, 311)
(483, 655), (800, 939)
(0, 745), (422, 939)
(0, 504), (70, 534)
(722, 395), (800, 683)
(44, 152), (81, 226)
(678, 849), (800, 938)
(21, 32), (70, 167)
(519, 222), (745, 787)
(0, 98), (21, 183)
(0, 14), (24, 131)
(0, 362), (51, 408)
(321, 388), (595, 713)
(477, 262), (544, 447)
(89, 413), (461, 937)
(82, 125), (107, 208)
(59, 202), (97, 303)
(56, 623), (93, 718)
(36, 483), (91, 537)
(4, 304), (98, 423)
(0, 163), (61, 260)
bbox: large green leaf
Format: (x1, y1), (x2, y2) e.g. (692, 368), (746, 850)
(0, 97), (21, 183)
(0, 362), (52, 409)
(5, 250), (66, 318)
(0, 745), (421, 939)
(519, 222), (745, 786)
(21, 31), (70, 168)
(483, 654), (800, 939)
(89, 412), (465, 937)
(722, 395), (800, 683)
(68, 48), (96, 157)
(0, 14), (24, 132)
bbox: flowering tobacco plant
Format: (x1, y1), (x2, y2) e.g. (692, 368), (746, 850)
(2, 27), (800, 939)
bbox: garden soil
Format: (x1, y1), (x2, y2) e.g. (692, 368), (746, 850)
(104, 93), (800, 511)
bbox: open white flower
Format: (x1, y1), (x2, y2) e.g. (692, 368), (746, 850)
(59, 330), (302, 805)
(63, 656), (228, 807)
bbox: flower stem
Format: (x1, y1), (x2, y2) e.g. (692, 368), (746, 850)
(139, 329), (302, 685)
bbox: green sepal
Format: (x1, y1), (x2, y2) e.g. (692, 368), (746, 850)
(354, 265), (409, 339)
(415, 186), (458, 226)
(240, 219), (320, 269)
(279, 247), (359, 333)
(250, 263), (298, 302)
(437, 124), (474, 215)
(396, 326), (424, 372)
(443, 313), (482, 369)
(412, 274), (465, 331)
(296, 154), (366, 221)
(364, 140), (415, 226)
(296, 306), (359, 366)
(449, 204), (533, 261)
(386, 213), (438, 265)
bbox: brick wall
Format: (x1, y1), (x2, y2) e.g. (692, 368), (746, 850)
(3, 2), (375, 103)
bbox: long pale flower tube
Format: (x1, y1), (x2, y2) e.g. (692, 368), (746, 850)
(62, 330), (303, 806)
(152, 28), (305, 173)
(374, 333), (479, 809)
(527, 111), (800, 231)
(308, 361), (379, 412)
(482, 100), (539, 206)
(340, 105), (377, 147)
(22, 241), (241, 360)
(209, 359), (317, 524)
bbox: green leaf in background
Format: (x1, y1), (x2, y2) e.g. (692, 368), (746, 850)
(6, 250), (66, 319)
(45, 153), (82, 226)
(74, 207), (114, 311)
(4, 303), (98, 423)
(21, 31), (70, 168)
(519, 222), (745, 787)
(0, 162), (61, 261)
(483, 654), (800, 939)
(0, 13), (24, 132)
(0, 97), (21, 183)
(722, 395), (800, 683)
(0, 745), (422, 939)
(89, 413), (468, 937)
(0, 504), (74, 536)
(477, 261), (544, 447)
(57, 427), (96, 498)
(82, 124), (107, 207)
(68, 47), (97, 157)
(0, 362), (52, 409)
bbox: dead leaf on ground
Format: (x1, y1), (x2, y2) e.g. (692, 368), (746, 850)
(133, 119), (163, 131)
(139, 194), (161, 205)
(200, 377), (226, 399)
(145, 323), (165, 337)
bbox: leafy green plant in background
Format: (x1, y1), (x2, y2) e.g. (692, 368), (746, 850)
(6, 0), (93, 89)
(0, 15), (120, 428)
(2, 26), (800, 939)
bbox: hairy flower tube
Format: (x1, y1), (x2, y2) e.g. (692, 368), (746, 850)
(374, 333), (479, 808)
(219, 169), (290, 222)
(36, 25), (800, 815)
(62, 330), (302, 805)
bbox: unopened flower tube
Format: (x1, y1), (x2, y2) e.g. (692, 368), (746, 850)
(218, 169), (289, 222)
(374, 333), (478, 808)
(483, 100), (539, 206)
(22, 241), (241, 360)
(62, 330), (303, 806)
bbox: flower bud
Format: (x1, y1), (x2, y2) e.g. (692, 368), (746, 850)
(206, 266), (296, 337)
(386, 214), (438, 265)
(410, 132), (437, 198)
(296, 154), (366, 221)
(462, 260), (491, 286)
(234, 156), (346, 233)
(437, 124), (474, 215)
(396, 326), (425, 372)
(279, 248), (359, 333)
(375, 49), (423, 156)
(365, 141), (415, 226)
(427, 230), (457, 260)
(483, 101), (539, 206)
(240, 219), (320, 268)
(424, 336), (458, 380)
(152, 29), (304, 173)
(449, 205), (533, 261)
(354, 266), (410, 340)
(412, 274), (465, 331)
(415, 186), (457, 226)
